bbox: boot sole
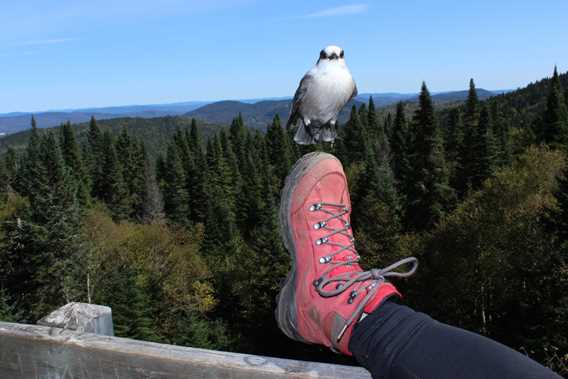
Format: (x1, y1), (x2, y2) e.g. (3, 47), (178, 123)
(276, 151), (340, 343)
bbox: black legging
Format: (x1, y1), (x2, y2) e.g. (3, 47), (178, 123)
(349, 299), (563, 379)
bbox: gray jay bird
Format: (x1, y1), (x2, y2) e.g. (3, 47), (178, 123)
(286, 45), (358, 145)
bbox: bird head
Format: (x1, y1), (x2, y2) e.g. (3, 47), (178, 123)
(317, 45), (345, 65)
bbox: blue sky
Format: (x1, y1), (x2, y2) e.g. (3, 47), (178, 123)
(0, 0), (567, 113)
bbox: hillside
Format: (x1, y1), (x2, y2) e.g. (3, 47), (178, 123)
(357, 88), (499, 106)
(0, 89), (502, 136)
(184, 99), (363, 130)
(0, 101), (209, 135)
(0, 116), (221, 160)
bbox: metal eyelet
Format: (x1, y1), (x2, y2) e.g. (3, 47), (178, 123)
(313, 221), (326, 230)
(319, 256), (332, 264)
(348, 290), (358, 304)
(313, 278), (323, 287)
(315, 237), (328, 246)
(310, 203), (322, 211)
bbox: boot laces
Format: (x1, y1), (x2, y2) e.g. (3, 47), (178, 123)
(310, 202), (418, 341)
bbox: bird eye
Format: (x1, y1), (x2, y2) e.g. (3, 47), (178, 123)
(340, 50), (344, 58)
(320, 50), (327, 59)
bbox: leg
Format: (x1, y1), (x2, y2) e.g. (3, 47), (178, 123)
(349, 299), (562, 379)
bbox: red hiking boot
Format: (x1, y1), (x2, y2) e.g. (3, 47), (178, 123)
(276, 152), (418, 355)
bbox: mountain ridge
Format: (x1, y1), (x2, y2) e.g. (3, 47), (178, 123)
(0, 89), (503, 135)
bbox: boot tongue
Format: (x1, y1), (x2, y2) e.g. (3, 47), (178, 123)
(328, 263), (362, 278)
(324, 216), (360, 277)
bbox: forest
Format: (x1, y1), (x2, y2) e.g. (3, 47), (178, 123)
(0, 68), (567, 375)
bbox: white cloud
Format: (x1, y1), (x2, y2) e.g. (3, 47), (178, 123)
(304, 4), (368, 18)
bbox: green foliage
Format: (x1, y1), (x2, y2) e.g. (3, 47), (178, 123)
(391, 102), (413, 202)
(406, 83), (454, 230)
(1, 71), (568, 372)
(542, 67), (568, 147)
(343, 105), (367, 164)
(415, 147), (566, 368)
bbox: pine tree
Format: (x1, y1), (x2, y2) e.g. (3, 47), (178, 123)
(343, 105), (367, 164)
(23, 132), (80, 318)
(355, 142), (402, 267)
(265, 115), (293, 184)
(445, 108), (463, 164)
(139, 144), (164, 222)
(445, 108), (464, 189)
(0, 148), (17, 195)
(87, 116), (105, 199)
(184, 119), (209, 224)
(490, 102), (511, 167)
(229, 114), (248, 173)
(472, 104), (497, 188)
(391, 102), (412, 197)
(162, 143), (189, 224)
(367, 97), (380, 138)
(14, 117), (41, 197)
(542, 67), (568, 147)
(457, 79), (481, 195)
(383, 112), (393, 139)
(100, 132), (131, 220)
(60, 122), (90, 206)
(406, 83), (454, 230)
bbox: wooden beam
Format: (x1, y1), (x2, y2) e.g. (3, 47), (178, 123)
(0, 321), (371, 378)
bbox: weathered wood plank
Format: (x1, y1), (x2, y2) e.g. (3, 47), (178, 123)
(0, 322), (372, 379)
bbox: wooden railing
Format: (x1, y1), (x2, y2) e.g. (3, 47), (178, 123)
(0, 303), (371, 378)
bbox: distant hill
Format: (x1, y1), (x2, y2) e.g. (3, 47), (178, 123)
(0, 72), (564, 160)
(0, 101), (209, 135)
(356, 88), (500, 106)
(0, 89), (503, 136)
(184, 99), (363, 130)
(185, 89), (501, 129)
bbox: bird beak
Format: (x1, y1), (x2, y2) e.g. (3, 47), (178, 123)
(329, 53), (338, 60)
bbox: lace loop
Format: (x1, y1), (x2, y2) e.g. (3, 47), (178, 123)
(310, 202), (418, 342)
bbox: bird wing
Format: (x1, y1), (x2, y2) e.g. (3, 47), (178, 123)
(287, 73), (314, 128)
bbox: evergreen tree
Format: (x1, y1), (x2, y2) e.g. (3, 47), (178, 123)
(406, 83), (454, 230)
(60, 122), (90, 206)
(162, 143), (189, 224)
(12, 132), (80, 318)
(445, 108), (464, 189)
(265, 115), (293, 184)
(471, 104), (497, 188)
(87, 116), (105, 199)
(457, 79), (481, 195)
(542, 67), (568, 147)
(383, 112), (393, 139)
(367, 97), (380, 137)
(445, 108), (463, 164)
(355, 145), (402, 267)
(0, 148), (17, 195)
(490, 102), (512, 167)
(343, 105), (367, 163)
(140, 145), (164, 222)
(100, 132), (131, 220)
(391, 102), (412, 197)
(14, 117), (41, 197)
